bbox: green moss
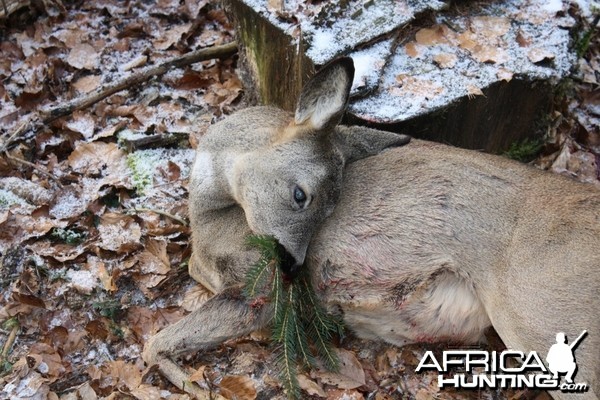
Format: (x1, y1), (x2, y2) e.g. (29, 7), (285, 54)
(126, 152), (156, 195)
(0, 189), (27, 209)
(503, 137), (543, 163)
(50, 227), (87, 245)
(93, 299), (123, 322)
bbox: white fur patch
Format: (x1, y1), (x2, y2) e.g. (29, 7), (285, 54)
(193, 151), (214, 187)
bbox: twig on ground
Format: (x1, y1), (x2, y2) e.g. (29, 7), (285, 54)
(4, 152), (64, 187)
(127, 207), (188, 226)
(1, 319), (19, 363)
(3, 41), (238, 149)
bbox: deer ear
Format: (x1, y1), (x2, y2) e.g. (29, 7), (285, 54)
(335, 126), (411, 163)
(294, 57), (354, 131)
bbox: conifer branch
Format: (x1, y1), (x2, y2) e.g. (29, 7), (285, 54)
(244, 234), (344, 399)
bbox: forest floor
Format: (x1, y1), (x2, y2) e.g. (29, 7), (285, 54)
(0, 1), (598, 399)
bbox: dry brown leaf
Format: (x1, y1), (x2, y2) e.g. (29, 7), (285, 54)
(267, 0), (283, 12)
(415, 25), (447, 46)
(457, 31), (478, 51)
(189, 365), (208, 382)
(28, 240), (90, 262)
(153, 23), (193, 50)
(138, 239), (170, 275)
(433, 53), (457, 69)
(64, 111), (96, 139)
(72, 75), (101, 93)
(317, 349), (366, 390)
(219, 374), (257, 400)
(325, 388), (364, 400)
(391, 76), (444, 99)
(90, 120), (128, 141)
(130, 384), (163, 400)
(66, 43), (100, 70)
(29, 342), (66, 380)
(77, 382), (98, 400)
(497, 68), (514, 82)
(467, 84), (485, 98)
(121, 55), (148, 71)
(181, 284), (213, 312)
(404, 42), (420, 58)
(516, 30), (531, 47)
(298, 374), (326, 398)
(106, 360), (142, 391)
(97, 213), (142, 253)
(528, 48), (555, 64)
(68, 141), (127, 175)
(470, 45), (509, 64)
(51, 28), (83, 48)
(89, 256), (117, 292)
(470, 16), (510, 38)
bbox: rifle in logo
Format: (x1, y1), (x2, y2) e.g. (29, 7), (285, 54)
(546, 330), (587, 384)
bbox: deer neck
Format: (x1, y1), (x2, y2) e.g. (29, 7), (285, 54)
(189, 148), (248, 214)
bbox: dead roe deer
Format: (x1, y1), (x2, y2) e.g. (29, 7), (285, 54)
(143, 58), (599, 399)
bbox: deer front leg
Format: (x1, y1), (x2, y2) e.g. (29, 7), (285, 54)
(143, 287), (272, 399)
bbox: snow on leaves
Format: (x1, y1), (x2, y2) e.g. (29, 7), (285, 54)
(0, 0), (598, 399)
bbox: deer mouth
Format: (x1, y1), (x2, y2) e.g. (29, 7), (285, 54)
(275, 242), (301, 278)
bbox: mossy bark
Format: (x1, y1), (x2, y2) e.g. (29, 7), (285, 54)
(226, 0), (314, 111)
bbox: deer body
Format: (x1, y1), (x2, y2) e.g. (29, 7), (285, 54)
(143, 59), (599, 400)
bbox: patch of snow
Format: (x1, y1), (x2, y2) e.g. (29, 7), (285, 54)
(0, 189), (31, 211)
(67, 268), (98, 294)
(127, 148), (196, 195)
(117, 343), (142, 359)
(241, 0), (446, 64)
(543, 0), (564, 13)
(349, 0), (576, 122)
(98, 218), (141, 251)
(570, 0), (599, 19)
(37, 362), (49, 374)
(350, 39), (393, 94)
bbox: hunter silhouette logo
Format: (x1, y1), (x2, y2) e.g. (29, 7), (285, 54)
(416, 331), (589, 393)
(546, 330), (587, 384)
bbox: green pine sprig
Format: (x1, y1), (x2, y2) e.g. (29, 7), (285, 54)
(244, 234), (344, 399)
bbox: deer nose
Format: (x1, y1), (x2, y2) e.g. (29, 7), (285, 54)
(275, 242), (301, 278)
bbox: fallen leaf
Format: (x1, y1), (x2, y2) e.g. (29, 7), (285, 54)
(470, 16), (510, 38)
(404, 42), (420, 58)
(153, 23), (193, 50)
(72, 75), (101, 93)
(528, 48), (555, 64)
(130, 384), (163, 400)
(470, 45), (509, 64)
(219, 375), (257, 400)
(121, 55), (148, 71)
(497, 68), (514, 82)
(298, 374), (326, 398)
(68, 141), (127, 176)
(317, 349), (366, 390)
(64, 111), (96, 139)
(137, 239), (171, 275)
(97, 213), (142, 253)
(66, 43), (100, 70)
(181, 284), (213, 312)
(433, 53), (457, 69)
(467, 84), (485, 98)
(391, 76), (444, 99)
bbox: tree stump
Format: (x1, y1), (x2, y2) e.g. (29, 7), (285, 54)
(226, 0), (576, 153)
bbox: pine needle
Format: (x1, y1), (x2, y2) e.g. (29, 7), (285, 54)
(244, 234), (344, 399)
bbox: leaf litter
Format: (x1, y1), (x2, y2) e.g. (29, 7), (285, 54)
(0, 1), (598, 400)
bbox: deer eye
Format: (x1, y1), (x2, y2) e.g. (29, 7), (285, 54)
(293, 185), (308, 206)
